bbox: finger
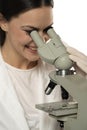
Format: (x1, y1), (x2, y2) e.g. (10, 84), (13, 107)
(69, 55), (87, 66)
(77, 62), (87, 74)
(67, 46), (87, 61)
(69, 55), (87, 73)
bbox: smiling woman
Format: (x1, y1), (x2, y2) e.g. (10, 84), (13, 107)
(0, 0), (87, 130)
(0, 0), (62, 130)
(0, 6), (53, 69)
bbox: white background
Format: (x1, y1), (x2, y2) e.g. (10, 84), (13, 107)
(53, 0), (87, 55)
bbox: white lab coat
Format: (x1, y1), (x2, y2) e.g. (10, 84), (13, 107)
(0, 56), (61, 130)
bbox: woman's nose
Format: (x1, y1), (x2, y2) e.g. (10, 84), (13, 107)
(39, 31), (50, 43)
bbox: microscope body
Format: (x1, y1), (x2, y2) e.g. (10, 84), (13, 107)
(48, 70), (87, 130)
(29, 27), (87, 130)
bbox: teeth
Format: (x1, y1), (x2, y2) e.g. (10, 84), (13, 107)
(30, 47), (37, 51)
(25, 45), (37, 50)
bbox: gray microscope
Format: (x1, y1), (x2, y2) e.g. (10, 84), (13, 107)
(29, 27), (87, 130)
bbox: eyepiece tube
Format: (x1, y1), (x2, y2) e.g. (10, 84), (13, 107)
(47, 28), (73, 69)
(30, 30), (45, 47)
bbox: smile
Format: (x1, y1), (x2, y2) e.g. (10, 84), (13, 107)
(25, 45), (38, 53)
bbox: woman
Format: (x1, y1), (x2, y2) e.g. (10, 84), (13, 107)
(0, 0), (87, 130)
(0, 0), (62, 130)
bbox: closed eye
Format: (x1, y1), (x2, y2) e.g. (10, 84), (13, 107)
(43, 25), (53, 33)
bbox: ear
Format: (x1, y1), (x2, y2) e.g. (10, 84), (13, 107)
(0, 13), (8, 32)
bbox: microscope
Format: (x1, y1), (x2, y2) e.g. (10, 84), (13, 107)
(29, 27), (87, 130)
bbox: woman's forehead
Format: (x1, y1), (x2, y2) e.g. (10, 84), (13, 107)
(19, 7), (53, 20)
(11, 7), (53, 29)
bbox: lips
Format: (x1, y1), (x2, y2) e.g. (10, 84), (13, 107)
(25, 44), (38, 53)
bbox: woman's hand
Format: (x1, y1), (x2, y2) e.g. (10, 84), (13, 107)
(66, 46), (87, 78)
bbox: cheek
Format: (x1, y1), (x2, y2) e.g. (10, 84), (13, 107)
(8, 27), (29, 44)
(12, 27), (25, 39)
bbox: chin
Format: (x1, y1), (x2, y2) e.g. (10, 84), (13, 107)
(28, 56), (40, 62)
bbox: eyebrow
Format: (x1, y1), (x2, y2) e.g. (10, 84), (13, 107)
(21, 23), (53, 32)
